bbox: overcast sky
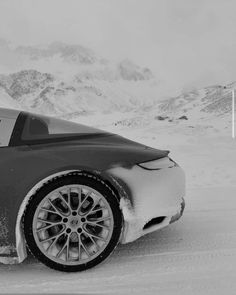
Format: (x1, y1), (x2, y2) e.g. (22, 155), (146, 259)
(0, 0), (236, 92)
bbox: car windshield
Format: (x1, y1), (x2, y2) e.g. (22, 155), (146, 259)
(21, 113), (103, 141)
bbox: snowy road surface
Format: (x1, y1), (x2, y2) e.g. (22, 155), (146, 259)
(0, 186), (235, 294)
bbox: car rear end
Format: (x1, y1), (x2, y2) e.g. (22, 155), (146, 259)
(108, 155), (185, 243)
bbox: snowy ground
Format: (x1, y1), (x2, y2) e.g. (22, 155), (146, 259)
(0, 112), (235, 294)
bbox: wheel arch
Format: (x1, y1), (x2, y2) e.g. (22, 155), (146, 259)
(15, 169), (124, 263)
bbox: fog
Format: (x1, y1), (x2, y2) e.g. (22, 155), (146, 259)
(0, 0), (236, 92)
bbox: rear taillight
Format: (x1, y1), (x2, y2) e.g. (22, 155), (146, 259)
(138, 157), (176, 170)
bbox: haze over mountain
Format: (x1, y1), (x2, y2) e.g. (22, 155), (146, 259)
(0, 40), (161, 115)
(0, 40), (233, 136)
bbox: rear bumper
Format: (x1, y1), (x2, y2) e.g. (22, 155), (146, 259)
(170, 198), (185, 224)
(108, 161), (185, 243)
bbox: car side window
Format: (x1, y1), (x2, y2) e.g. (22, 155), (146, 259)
(21, 114), (101, 141)
(28, 117), (49, 136)
(0, 117), (16, 147)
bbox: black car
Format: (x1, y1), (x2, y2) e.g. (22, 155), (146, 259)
(0, 108), (185, 272)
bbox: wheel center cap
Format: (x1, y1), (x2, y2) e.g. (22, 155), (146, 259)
(70, 218), (80, 228)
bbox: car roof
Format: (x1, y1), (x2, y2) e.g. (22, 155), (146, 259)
(0, 107), (21, 119)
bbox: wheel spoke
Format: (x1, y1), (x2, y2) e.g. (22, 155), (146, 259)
(48, 199), (64, 217)
(88, 216), (111, 223)
(77, 234), (81, 260)
(78, 192), (91, 213)
(87, 206), (105, 216)
(83, 228), (106, 242)
(86, 233), (98, 251)
(40, 207), (61, 216)
(57, 192), (70, 210)
(56, 234), (70, 260)
(36, 222), (62, 232)
(77, 187), (82, 210)
(37, 218), (61, 225)
(67, 187), (72, 211)
(85, 198), (102, 216)
(85, 221), (109, 230)
(47, 232), (64, 252)
(42, 230), (64, 244)
(85, 216), (111, 229)
(66, 238), (70, 261)
(42, 235), (56, 243)
(80, 237), (90, 257)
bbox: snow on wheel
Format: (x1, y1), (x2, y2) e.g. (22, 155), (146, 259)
(23, 174), (123, 272)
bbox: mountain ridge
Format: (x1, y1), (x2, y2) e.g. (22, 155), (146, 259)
(0, 40), (233, 133)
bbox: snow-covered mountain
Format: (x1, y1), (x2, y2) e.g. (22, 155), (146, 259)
(0, 69), (161, 117)
(0, 87), (21, 109)
(0, 40), (163, 116)
(158, 83), (232, 133)
(0, 40), (233, 136)
(158, 84), (233, 119)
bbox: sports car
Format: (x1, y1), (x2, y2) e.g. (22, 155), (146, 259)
(0, 107), (185, 272)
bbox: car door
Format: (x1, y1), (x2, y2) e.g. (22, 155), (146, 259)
(0, 114), (20, 248)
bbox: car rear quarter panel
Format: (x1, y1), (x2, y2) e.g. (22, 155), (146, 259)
(0, 139), (167, 253)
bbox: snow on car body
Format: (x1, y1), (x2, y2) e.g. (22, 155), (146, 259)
(0, 107), (185, 271)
